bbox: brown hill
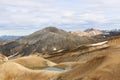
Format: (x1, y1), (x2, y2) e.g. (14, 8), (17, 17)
(56, 53), (120, 80)
(10, 55), (56, 69)
(55, 37), (120, 80)
(0, 62), (60, 80)
(47, 41), (109, 63)
(0, 53), (8, 63)
(1, 27), (94, 56)
(0, 34), (120, 80)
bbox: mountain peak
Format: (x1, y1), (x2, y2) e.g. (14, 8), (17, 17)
(43, 27), (62, 33)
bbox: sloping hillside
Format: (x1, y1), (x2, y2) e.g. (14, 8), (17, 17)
(56, 53), (120, 80)
(0, 62), (60, 80)
(54, 37), (120, 80)
(47, 41), (109, 63)
(0, 27), (94, 56)
(11, 55), (56, 69)
(0, 36), (120, 80)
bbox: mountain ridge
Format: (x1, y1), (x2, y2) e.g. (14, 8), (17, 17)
(0, 27), (94, 56)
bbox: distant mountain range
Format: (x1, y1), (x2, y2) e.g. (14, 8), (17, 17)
(0, 36), (22, 40)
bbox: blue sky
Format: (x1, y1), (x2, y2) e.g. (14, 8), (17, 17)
(0, 0), (120, 36)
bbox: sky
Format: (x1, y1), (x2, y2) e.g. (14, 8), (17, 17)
(0, 0), (120, 36)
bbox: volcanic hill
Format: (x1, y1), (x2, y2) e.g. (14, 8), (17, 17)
(0, 27), (94, 56)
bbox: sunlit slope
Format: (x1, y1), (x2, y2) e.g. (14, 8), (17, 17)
(0, 62), (60, 80)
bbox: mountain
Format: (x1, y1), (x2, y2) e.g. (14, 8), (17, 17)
(0, 32), (120, 80)
(0, 36), (22, 40)
(72, 28), (103, 37)
(85, 28), (103, 36)
(0, 27), (94, 56)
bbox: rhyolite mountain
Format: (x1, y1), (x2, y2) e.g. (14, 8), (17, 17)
(0, 27), (94, 56)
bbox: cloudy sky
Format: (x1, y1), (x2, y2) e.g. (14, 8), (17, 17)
(0, 0), (120, 36)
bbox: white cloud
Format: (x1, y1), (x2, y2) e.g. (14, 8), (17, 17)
(0, 0), (109, 26)
(0, 0), (120, 35)
(102, 0), (120, 7)
(80, 12), (107, 23)
(0, 29), (36, 36)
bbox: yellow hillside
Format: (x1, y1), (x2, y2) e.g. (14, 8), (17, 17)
(0, 62), (60, 80)
(10, 55), (56, 69)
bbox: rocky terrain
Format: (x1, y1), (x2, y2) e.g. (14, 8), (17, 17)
(0, 27), (95, 56)
(0, 27), (120, 80)
(0, 36), (119, 80)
